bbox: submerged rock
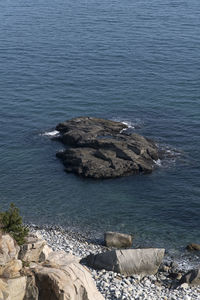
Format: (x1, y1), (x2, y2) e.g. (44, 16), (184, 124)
(186, 243), (200, 251)
(104, 231), (133, 248)
(55, 117), (160, 179)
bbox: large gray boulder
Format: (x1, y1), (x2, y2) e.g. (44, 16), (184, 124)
(180, 268), (200, 286)
(104, 231), (133, 248)
(81, 248), (165, 277)
(55, 117), (160, 179)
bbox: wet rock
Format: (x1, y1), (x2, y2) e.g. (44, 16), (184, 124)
(186, 243), (200, 251)
(104, 231), (133, 248)
(55, 117), (160, 179)
(81, 248), (165, 277)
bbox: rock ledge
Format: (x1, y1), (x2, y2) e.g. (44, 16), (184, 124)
(56, 117), (160, 179)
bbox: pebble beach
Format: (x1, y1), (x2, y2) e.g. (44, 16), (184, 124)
(29, 225), (200, 300)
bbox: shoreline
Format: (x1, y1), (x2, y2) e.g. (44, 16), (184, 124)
(28, 224), (200, 300)
(27, 223), (199, 270)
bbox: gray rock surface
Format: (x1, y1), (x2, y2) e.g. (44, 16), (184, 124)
(104, 232), (133, 248)
(81, 248), (165, 276)
(55, 117), (160, 178)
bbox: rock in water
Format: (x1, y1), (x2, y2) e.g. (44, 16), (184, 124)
(81, 248), (165, 277)
(55, 117), (160, 179)
(186, 243), (200, 251)
(104, 232), (133, 248)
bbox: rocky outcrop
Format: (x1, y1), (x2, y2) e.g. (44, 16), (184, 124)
(0, 259), (22, 278)
(81, 248), (165, 277)
(19, 233), (48, 263)
(32, 251), (105, 300)
(0, 276), (27, 300)
(104, 232), (133, 248)
(0, 233), (20, 265)
(180, 268), (200, 286)
(55, 117), (160, 179)
(0, 232), (105, 300)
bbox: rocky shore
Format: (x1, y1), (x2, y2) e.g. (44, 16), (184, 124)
(0, 223), (199, 299)
(27, 225), (200, 300)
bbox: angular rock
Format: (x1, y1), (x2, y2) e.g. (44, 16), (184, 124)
(0, 259), (22, 278)
(32, 260), (105, 300)
(0, 276), (27, 300)
(38, 245), (53, 262)
(0, 233), (20, 265)
(104, 231), (133, 248)
(180, 268), (200, 286)
(55, 117), (160, 179)
(81, 248), (165, 277)
(19, 233), (46, 263)
(186, 243), (200, 251)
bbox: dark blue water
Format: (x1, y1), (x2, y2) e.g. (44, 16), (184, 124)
(0, 0), (199, 263)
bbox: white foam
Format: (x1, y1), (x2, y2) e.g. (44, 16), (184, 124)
(41, 130), (60, 137)
(153, 159), (162, 166)
(121, 121), (135, 129)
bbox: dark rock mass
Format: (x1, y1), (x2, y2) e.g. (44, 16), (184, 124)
(55, 117), (160, 179)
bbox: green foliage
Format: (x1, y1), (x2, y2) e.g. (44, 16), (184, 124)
(0, 203), (29, 245)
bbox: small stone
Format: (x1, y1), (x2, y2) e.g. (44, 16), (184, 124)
(180, 283), (189, 289)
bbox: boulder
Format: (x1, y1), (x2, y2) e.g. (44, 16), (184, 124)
(0, 233), (20, 265)
(19, 234), (46, 263)
(180, 268), (200, 286)
(81, 248), (165, 277)
(38, 245), (53, 262)
(186, 243), (200, 251)
(32, 255), (105, 300)
(55, 117), (160, 179)
(104, 231), (133, 248)
(0, 276), (27, 300)
(0, 259), (22, 278)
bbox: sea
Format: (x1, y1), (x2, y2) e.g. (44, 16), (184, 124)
(0, 0), (199, 268)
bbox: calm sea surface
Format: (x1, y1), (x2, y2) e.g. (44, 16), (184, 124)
(0, 0), (199, 264)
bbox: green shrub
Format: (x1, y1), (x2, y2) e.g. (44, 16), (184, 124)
(0, 203), (29, 245)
